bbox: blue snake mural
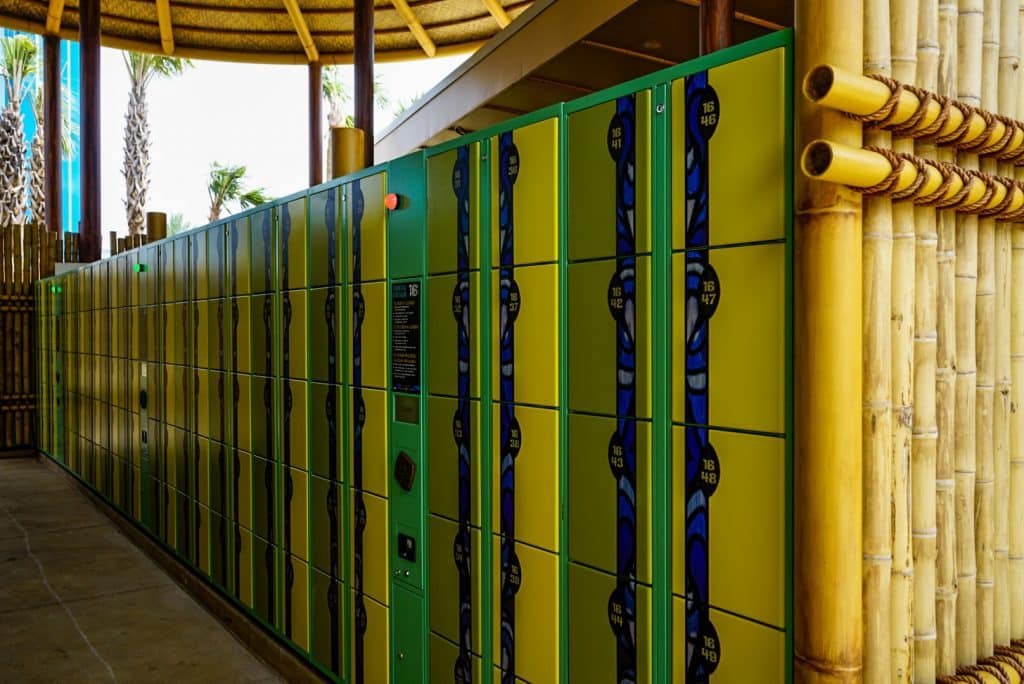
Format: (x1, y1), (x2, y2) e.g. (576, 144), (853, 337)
(684, 71), (722, 683)
(452, 145), (475, 682)
(498, 130), (522, 684)
(607, 93), (639, 684)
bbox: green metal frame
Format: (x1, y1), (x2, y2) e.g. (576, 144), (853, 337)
(33, 28), (795, 684)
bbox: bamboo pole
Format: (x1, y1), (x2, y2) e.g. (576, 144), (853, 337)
(800, 141), (1024, 214)
(864, 0), (895, 678)
(891, 1), (919, 679)
(913, 2), (940, 680)
(956, 0), (983, 668)
(795, 0), (864, 680)
(1012, 0), (1024, 646)
(993, 0), (1019, 653)
(974, 0), (1000, 661)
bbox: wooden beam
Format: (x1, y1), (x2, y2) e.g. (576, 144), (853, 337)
(282, 0), (320, 63)
(525, 74), (594, 94)
(699, 0), (734, 54)
(482, 0), (512, 28)
(308, 62), (323, 186)
(354, 0), (374, 165)
(156, 0), (175, 55)
(579, 39), (675, 66)
(390, 0), (437, 57)
(79, 0), (101, 262)
(44, 0), (64, 35)
(44, 35), (62, 236)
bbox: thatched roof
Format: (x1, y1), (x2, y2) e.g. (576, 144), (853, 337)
(0, 0), (531, 64)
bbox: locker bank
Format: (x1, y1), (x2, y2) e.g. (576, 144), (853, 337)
(34, 33), (792, 683)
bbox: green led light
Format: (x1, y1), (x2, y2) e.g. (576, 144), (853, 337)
(134, 263), (147, 273)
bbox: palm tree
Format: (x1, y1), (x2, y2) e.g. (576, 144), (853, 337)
(321, 67), (390, 127)
(207, 163), (269, 222)
(167, 212), (191, 236)
(0, 35), (37, 228)
(28, 84), (78, 227)
(122, 52), (191, 234)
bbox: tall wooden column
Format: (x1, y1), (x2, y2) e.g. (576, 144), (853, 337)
(79, 0), (101, 262)
(43, 34), (62, 236)
(309, 61), (323, 186)
(699, 0), (734, 54)
(354, 0), (374, 166)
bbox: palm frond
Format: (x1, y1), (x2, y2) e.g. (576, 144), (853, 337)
(1, 35), (39, 108)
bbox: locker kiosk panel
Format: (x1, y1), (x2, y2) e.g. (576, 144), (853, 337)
(490, 263), (559, 409)
(491, 538), (560, 684)
(427, 143), (481, 275)
(347, 386), (388, 496)
(672, 426), (786, 629)
(672, 596), (786, 683)
(310, 476), (345, 578)
(228, 217), (252, 296)
(428, 515), (483, 655)
(430, 633), (483, 683)
(568, 412), (652, 583)
(427, 396), (481, 526)
(308, 185), (343, 289)
(567, 255), (652, 418)
(567, 90), (652, 260)
(348, 172), (387, 283)
(311, 567), (346, 677)
(308, 381), (343, 481)
(491, 403), (559, 552)
(670, 244), (786, 434)
(347, 280), (387, 389)
(250, 207), (277, 294)
(283, 465), (310, 561)
(281, 196), (307, 291)
(355, 490), (391, 606)
(489, 118), (560, 267)
(282, 553), (311, 651)
(283, 379), (308, 470)
(307, 286), (342, 384)
(671, 47), (787, 250)
(568, 562), (652, 683)
(427, 272), (481, 399)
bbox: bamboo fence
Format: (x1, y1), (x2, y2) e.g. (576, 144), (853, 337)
(802, 0), (1024, 677)
(0, 223), (63, 451)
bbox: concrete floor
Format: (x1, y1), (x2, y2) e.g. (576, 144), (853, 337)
(0, 457), (281, 683)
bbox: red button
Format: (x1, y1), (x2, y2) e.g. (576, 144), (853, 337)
(385, 193), (400, 210)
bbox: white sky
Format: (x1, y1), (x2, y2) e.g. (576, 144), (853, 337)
(98, 49), (467, 232)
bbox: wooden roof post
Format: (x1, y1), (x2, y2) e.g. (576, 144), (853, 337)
(79, 0), (101, 262)
(355, 0), (375, 166)
(309, 61), (323, 186)
(43, 34), (62, 237)
(699, 0), (735, 54)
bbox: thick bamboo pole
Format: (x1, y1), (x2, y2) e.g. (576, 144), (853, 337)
(891, 1), (919, 678)
(800, 141), (1024, 214)
(975, 0), (1000, 661)
(913, 1), (940, 680)
(1012, 0), (1024, 645)
(955, 0), (982, 668)
(795, 0), (864, 680)
(864, 0), (895, 678)
(993, 0), (1019, 652)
